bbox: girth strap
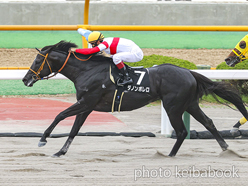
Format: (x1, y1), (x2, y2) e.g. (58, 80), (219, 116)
(111, 86), (125, 113)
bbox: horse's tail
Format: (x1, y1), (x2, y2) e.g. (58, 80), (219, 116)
(190, 70), (248, 120)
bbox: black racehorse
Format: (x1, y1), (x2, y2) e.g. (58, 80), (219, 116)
(23, 41), (248, 157)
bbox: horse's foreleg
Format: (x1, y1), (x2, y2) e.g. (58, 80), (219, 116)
(39, 101), (88, 147)
(53, 111), (91, 157)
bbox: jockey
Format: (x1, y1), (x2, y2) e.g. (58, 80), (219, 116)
(73, 29), (144, 86)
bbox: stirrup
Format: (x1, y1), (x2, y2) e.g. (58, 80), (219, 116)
(117, 78), (124, 86)
(117, 78), (133, 86)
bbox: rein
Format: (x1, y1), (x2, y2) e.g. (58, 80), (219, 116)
(30, 51), (92, 80)
(72, 51), (93, 61)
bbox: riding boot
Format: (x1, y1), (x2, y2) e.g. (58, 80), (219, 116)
(118, 66), (133, 86)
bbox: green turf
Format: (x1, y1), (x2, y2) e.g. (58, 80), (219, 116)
(0, 31), (247, 49)
(0, 79), (76, 95)
(114, 31), (247, 49)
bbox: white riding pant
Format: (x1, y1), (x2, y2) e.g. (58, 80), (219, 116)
(112, 46), (144, 65)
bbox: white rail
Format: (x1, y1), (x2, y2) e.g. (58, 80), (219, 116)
(1, 70), (248, 80)
(191, 70), (248, 80)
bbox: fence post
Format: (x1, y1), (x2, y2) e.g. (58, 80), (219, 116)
(82, 0), (90, 48)
(161, 103), (173, 137)
(183, 112), (190, 139)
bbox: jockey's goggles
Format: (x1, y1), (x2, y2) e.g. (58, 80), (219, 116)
(89, 41), (98, 47)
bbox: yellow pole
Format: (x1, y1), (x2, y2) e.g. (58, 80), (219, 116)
(77, 25), (248, 31)
(0, 67), (29, 70)
(0, 25), (77, 30)
(84, 0), (89, 25)
(1, 25), (248, 32)
(82, 0), (90, 48)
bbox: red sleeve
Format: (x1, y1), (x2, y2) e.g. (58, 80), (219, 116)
(75, 47), (100, 55)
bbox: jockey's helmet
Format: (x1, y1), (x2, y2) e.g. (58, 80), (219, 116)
(88, 31), (104, 47)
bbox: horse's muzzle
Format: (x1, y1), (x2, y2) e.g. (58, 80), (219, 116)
(22, 77), (37, 87)
(225, 56), (240, 67)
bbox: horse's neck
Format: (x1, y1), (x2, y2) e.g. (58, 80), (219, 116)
(59, 63), (81, 82)
(56, 56), (110, 83)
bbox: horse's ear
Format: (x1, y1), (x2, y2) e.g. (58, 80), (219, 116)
(35, 47), (41, 53)
(42, 47), (53, 54)
(47, 47), (54, 53)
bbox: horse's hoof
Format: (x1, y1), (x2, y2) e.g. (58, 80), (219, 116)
(38, 141), (47, 147)
(52, 154), (60, 158)
(221, 144), (229, 151)
(52, 152), (63, 158)
(230, 127), (239, 135)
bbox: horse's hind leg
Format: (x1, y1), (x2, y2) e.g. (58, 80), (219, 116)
(167, 113), (188, 157)
(162, 101), (188, 156)
(187, 103), (228, 151)
(161, 93), (190, 157)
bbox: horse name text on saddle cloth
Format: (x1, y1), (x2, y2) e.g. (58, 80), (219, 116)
(126, 69), (150, 93)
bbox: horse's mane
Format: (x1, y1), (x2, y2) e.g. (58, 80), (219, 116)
(41, 40), (78, 53)
(41, 40), (111, 62)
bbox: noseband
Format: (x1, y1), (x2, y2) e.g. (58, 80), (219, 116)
(232, 48), (248, 62)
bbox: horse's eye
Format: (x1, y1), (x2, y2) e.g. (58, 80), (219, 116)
(35, 55), (43, 63)
(35, 60), (41, 64)
(239, 41), (246, 49)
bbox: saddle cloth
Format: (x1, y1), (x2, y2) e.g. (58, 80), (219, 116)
(109, 64), (150, 112)
(110, 64), (150, 93)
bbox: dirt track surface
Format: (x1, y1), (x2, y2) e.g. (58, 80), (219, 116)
(0, 48), (231, 67)
(1, 95), (248, 185)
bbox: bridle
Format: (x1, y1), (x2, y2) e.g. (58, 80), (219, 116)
(29, 49), (92, 80)
(232, 47), (248, 62)
(29, 52), (66, 80)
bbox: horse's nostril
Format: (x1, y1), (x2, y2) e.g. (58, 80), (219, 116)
(225, 58), (230, 63)
(22, 78), (26, 83)
(22, 78), (29, 85)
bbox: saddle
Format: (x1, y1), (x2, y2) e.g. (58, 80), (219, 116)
(109, 64), (150, 112)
